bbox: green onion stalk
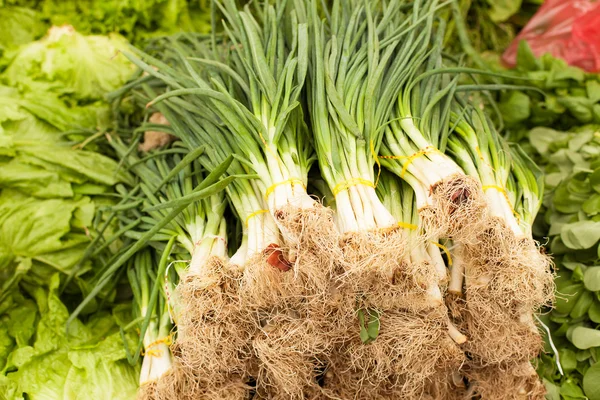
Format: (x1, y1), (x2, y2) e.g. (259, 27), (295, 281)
(449, 109), (521, 237)
(442, 108), (511, 297)
(297, 0), (431, 288)
(379, 171), (467, 340)
(304, 0), (408, 236)
(507, 144), (545, 240)
(119, 37), (333, 396)
(447, 108), (553, 304)
(380, 6), (486, 241)
(377, 171), (445, 310)
(142, 87), (290, 272)
(129, 250), (174, 395)
(329, 172), (466, 398)
(141, 0), (330, 266)
(107, 137), (232, 277)
(125, 13), (321, 279)
(444, 108), (554, 368)
(66, 128), (236, 331)
(212, 0), (318, 217)
(114, 47), (286, 272)
(106, 135), (254, 391)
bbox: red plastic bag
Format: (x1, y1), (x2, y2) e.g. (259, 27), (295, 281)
(502, 0), (600, 72)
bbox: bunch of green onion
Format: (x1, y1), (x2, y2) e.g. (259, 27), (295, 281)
(69, 0), (557, 398)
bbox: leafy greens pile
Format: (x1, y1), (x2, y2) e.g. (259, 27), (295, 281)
(481, 40), (600, 400)
(445, 0), (543, 59)
(498, 42), (600, 145)
(0, 275), (139, 400)
(0, 0), (213, 51)
(0, 23), (140, 400)
(533, 124), (600, 400)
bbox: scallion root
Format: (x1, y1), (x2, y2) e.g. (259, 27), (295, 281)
(338, 228), (406, 282)
(274, 203), (342, 295)
(461, 292), (544, 365)
(462, 217), (555, 310)
(253, 306), (331, 399)
(465, 362), (546, 400)
(337, 309), (465, 399)
(175, 258), (252, 384)
(422, 174), (487, 242)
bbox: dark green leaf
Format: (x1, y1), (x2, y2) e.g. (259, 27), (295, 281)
(559, 348), (578, 374)
(573, 265), (586, 283)
(590, 169), (600, 193)
(544, 379), (561, 400)
(559, 97), (594, 123)
(571, 290), (594, 319)
(555, 284), (584, 314)
(561, 379), (587, 398)
(586, 80), (600, 104)
(583, 194), (600, 216)
(515, 40), (539, 72)
(499, 91), (530, 124)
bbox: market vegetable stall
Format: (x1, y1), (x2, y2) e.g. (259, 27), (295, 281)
(1, 0), (600, 399)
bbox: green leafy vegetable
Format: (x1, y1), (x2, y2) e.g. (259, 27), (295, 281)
(0, 7), (47, 59)
(2, 0), (213, 45)
(3, 26), (134, 101)
(584, 362), (600, 400)
(0, 275), (139, 400)
(561, 221), (600, 250)
(496, 49), (600, 397)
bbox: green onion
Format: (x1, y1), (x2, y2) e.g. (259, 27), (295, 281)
(448, 108), (521, 235)
(129, 246), (174, 386)
(303, 0), (411, 234)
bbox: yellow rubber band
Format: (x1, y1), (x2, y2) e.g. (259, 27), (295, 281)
(370, 140), (382, 188)
(245, 209), (269, 227)
(398, 221), (418, 230)
(332, 178), (375, 196)
(379, 147), (436, 178)
(475, 146), (484, 161)
(143, 349), (163, 357)
(431, 241), (453, 267)
(265, 178), (305, 199)
(475, 146), (497, 173)
(401, 147), (435, 178)
(482, 185), (520, 221)
(141, 333), (174, 357)
(148, 333), (174, 348)
(379, 146), (439, 178)
(482, 185), (506, 193)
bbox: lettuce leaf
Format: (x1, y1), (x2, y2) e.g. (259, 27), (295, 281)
(0, 275), (139, 400)
(0, 7), (47, 59)
(0, 84), (131, 198)
(0, 85), (110, 137)
(38, 0), (212, 43)
(3, 27), (134, 101)
(0, 191), (96, 299)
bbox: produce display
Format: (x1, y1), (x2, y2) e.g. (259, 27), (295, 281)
(1, 0), (599, 399)
(489, 46), (600, 399)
